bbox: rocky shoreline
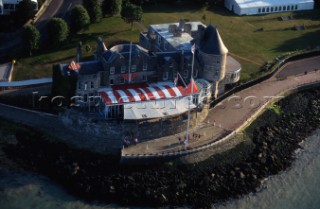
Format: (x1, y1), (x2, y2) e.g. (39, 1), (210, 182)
(2, 88), (320, 208)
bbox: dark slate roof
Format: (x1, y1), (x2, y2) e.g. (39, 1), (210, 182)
(200, 25), (228, 55)
(78, 61), (104, 75)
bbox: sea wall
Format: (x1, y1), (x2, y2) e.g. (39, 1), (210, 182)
(4, 87), (320, 208)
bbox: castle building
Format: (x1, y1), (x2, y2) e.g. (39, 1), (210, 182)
(56, 20), (241, 121)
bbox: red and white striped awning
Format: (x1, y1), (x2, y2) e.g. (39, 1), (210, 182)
(99, 83), (188, 105)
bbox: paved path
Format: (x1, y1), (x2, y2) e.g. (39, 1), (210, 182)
(123, 56), (320, 156)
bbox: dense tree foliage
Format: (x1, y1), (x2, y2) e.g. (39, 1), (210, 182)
(21, 24), (40, 55)
(13, 0), (37, 24)
(69, 5), (90, 33)
(83, 0), (102, 23)
(120, 2), (142, 29)
(102, 0), (122, 17)
(46, 18), (69, 45)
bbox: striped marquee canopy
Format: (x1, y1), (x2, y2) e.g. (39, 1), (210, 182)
(99, 83), (197, 105)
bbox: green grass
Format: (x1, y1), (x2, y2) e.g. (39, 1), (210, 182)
(12, 2), (320, 81)
(268, 103), (282, 115)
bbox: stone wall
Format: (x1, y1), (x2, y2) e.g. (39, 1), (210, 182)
(60, 108), (205, 142)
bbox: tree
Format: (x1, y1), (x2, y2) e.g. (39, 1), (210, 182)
(69, 5), (90, 33)
(102, 0), (121, 17)
(13, 0), (37, 25)
(83, 0), (102, 23)
(21, 24), (40, 55)
(46, 18), (69, 45)
(120, 2), (142, 30)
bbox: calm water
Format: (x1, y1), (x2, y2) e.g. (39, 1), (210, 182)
(1, 130), (320, 209)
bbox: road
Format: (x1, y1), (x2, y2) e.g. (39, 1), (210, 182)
(0, 0), (82, 62)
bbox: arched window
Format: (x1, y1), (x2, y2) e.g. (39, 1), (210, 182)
(271, 7), (274, 12)
(275, 7), (278, 11)
(258, 8), (261, 13)
(287, 5), (290, 10)
(267, 7), (269, 12)
(295, 5), (298, 10)
(262, 8), (265, 12)
(279, 6), (282, 11)
(291, 5), (294, 10)
(283, 6), (286, 11)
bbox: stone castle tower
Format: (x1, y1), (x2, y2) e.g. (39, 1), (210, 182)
(199, 25), (228, 98)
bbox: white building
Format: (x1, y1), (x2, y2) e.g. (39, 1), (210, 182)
(0, 0), (38, 15)
(224, 0), (314, 15)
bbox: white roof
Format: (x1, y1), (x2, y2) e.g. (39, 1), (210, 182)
(123, 97), (196, 120)
(234, 0), (314, 8)
(150, 21), (206, 51)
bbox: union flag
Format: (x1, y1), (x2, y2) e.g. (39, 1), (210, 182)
(68, 60), (81, 72)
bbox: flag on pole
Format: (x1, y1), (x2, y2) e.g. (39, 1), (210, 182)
(191, 43), (195, 54)
(68, 60), (81, 73)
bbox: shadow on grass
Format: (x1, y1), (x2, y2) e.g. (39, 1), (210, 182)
(273, 29), (320, 52)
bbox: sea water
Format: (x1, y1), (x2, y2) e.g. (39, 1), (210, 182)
(1, 130), (320, 209)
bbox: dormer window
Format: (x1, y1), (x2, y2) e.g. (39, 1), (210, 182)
(110, 67), (115, 75)
(163, 72), (169, 80)
(131, 65), (136, 72)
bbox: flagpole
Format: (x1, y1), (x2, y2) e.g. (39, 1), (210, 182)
(185, 44), (195, 149)
(128, 42), (132, 83)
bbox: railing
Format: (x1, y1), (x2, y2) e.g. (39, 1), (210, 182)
(210, 49), (320, 108)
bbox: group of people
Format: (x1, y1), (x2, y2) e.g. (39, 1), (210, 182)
(123, 136), (139, 147)
(178, 132), (202, 144)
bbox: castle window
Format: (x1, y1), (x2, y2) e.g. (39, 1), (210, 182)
(291, 5), (294, 10)
(121, 66), (126, 73)
(271, 7), (273, 12)
(163, 72), (169, 80)
(287, 5), (290, 10)
(283, 6), (286, 11)
(279, 6), (282, 11)
(110, 67), (115, 75)
(120, 77), (125, 84)
(262, 8), (265, 12)
(110, 78), (114, 85)
(142, 75), (147, 81)
(258, 8), (261, 13)
(157, 36), (161, 44)
(275, 7), (278, 11)
(131, 65), (137, 72)
(183, 70), (188, 79)
(143, 63), (148, 71)
(266, 7), (269, 12)
(295, 5), (298, 10)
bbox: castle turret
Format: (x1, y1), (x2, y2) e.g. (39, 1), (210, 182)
(199, 25), (228, 98)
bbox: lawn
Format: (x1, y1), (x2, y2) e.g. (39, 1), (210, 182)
(12, 2), (320, 82)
